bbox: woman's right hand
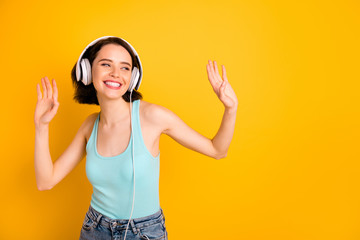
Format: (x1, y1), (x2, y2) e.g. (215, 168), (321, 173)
(34, 77), (59, 129)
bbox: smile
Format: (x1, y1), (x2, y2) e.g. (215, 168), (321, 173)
(104, 80), (122, 89)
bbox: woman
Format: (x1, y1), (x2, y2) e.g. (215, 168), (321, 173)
(34, 36), (238, 240)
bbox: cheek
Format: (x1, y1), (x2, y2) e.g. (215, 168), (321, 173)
(91, 67), (105, 81)
(91, 67), (99, 79)
(91, 68), (103, 88)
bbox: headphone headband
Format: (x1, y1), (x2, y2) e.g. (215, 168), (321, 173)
(75, 36), (143, 91)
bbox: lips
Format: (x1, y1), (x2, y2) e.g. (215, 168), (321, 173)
(104, 80), (122, 89)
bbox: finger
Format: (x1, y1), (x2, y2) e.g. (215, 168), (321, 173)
(36, 83), (42, 100)
(206, 63), (216, 86)
(214, 61), (220, 77)
(52, 79), (58, 102)
(45, 76), (52, 99)
(208, 60), (220, 85)
(41, 77), (47, 98)
(222, 65), (228, 82)
(208, 60), (215, 78)
(210, 60), (222, 84)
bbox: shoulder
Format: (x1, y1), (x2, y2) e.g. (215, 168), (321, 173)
(139, 100), (177, 131)
(139, 100), (174, 120)
(80, 112), (99, 140)
(83, 112), (98, 127)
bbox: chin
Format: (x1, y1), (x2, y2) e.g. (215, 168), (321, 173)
(98, 93), (125, 102)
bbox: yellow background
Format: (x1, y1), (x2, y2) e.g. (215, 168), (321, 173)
(0, 0), (359, 239)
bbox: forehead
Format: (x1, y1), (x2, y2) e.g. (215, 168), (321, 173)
(95, 43), (132, 62)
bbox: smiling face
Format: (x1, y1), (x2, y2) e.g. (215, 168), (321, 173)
(91, 43), (133, 102)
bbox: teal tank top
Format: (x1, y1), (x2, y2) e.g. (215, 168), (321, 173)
(85, 100), (161, 219)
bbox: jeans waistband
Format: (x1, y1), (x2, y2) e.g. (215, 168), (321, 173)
(86, 205), (165, 235)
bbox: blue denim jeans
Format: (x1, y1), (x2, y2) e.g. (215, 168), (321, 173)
(79, 205), (168, 240)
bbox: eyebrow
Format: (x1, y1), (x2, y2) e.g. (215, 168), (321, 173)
(98, 58), (132, 67)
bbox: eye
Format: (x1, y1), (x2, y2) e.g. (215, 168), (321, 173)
(101, 63), (110, 67)
(121, 67), (130, 71)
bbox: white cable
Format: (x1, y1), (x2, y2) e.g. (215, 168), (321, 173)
(124, 91), (135, 240)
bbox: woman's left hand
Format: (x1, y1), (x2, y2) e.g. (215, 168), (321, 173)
(206, 60), (238, 110)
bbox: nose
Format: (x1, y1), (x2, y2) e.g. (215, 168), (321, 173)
(110, 67), (120, 78)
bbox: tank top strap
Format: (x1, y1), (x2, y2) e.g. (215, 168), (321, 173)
(130, 99), (159, 159)
(86, 114), (100, 152)
(131, 99), (142, 142)
(94, 114), (100, 130)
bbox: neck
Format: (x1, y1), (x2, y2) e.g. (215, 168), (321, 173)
(98, 97), (132, 126)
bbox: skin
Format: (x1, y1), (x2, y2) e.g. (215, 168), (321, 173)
(34, 44), (238, 191)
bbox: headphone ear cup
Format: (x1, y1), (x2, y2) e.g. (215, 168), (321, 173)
(128, 67), (139, 92)
(84, 59), (92, 85)
(80, 58), (92, 85)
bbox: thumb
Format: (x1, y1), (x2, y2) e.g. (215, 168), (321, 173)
(50, 101), (60, 116)
(219, 81), (226, 97)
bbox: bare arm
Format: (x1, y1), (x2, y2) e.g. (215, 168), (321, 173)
(160, 61), (238, 159)
(206, 60), (238, 158)
(210, 107), (237, 158)
(34, 122), (88, 191)
(34, 77), (89, 190)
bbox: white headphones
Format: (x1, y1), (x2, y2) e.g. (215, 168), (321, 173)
(75, 36), (143, 92)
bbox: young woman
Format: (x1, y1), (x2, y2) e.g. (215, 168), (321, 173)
(34, 36), (238, 240)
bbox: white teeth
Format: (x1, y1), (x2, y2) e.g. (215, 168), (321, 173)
(105, 81), (121, 87)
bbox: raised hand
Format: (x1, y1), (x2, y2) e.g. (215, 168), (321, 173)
(206, 60), (238, 110)
(34, 77), (60, 128)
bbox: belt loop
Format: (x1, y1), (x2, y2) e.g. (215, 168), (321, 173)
(92, 213), (103, 228)
(130, 219), (138, 234)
